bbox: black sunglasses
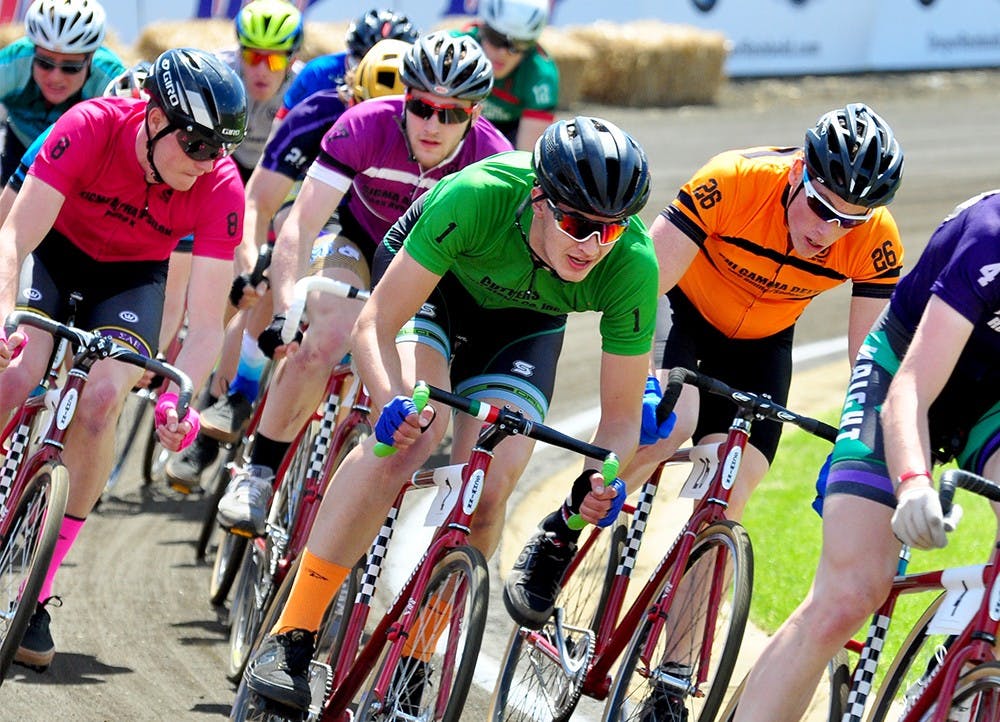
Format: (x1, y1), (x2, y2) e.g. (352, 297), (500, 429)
(175, 127), (230, 161)
(405, 96), (474, 125)
(480, 24), (533, 54)
(33, 54), (88, 75)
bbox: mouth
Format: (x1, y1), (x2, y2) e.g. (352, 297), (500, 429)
(566, 254), (594, 271)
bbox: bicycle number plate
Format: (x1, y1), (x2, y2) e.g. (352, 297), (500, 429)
(424, 464), (464, 527)
(679, 442), (723, 499)
(928, 564), (986, 635)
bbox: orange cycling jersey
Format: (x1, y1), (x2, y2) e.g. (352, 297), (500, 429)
(664, 146), (903, 339)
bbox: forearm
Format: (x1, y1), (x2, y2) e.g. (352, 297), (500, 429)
(588, 420), (640, 473)
(882, 375), (932, 490)
(166, 325), (223, 401)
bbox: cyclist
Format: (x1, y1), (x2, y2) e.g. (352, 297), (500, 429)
(165, 39), (413, 491)
(240, 115), (658, 714)
(0, 48), (247, 672)
(206, 32), (510, 538)
(456, 0), (558, 150)
(0, 0), (125, 184)
(219, 0), (304, 181)
(504, 104), (906, 673)
(277, 6), (418, 117)
(734, 191), (1000, 721)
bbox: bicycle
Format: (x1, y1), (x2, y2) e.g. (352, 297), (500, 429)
(230, 381), (623, 721)
(489, 365), (838, 722)
(0, 310), (193, 683)
(223, 276), (372, 681)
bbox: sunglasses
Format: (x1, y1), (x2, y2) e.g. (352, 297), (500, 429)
(33, 54), (88, 75)
(175, 127), (230, 161)
(480, 24), (533, 54)
(405, 96), (474, 125)
(241, 48), (290, 72)
(801, 168), (873, 229)
(547, 199), (629, 246)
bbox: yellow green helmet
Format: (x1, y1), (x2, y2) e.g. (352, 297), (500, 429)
(236, 0), (304, 53)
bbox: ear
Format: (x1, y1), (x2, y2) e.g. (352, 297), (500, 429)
(790, 156), (805, 188)
(146, 104), (170, 135)
(529, 188), (545, 214)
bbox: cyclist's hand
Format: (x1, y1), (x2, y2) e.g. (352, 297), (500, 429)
(257, 314), (300, 359)
(0, 329), (27, 371)
(892, 483), (948, 549)
(374, 395), (424, 450)
(229, 273), (269, 310)
(578, 473), (626, 527)
(640, 375), (676, 445)
(154, 392), (201, 452)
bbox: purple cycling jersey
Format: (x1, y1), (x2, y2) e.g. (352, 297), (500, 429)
(306, 96), (513, 247)
(890, 190), (1000, 383)
(259, 88), (348, 180)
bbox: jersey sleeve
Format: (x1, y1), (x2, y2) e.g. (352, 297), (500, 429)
(519, 49), (559, 117)
(845, 210), (904, 299)
(931, 203), (1000, 325)
(401, 171), (486, 276)
(306, 103), (373, 193)
(189, 160), (245, 260)
(662, 150), (739, 248)
(596, 229), (659, 356)
(29, 101), (109, 196)
(8, 125), (51, 192)
(0, 39), (31, 99)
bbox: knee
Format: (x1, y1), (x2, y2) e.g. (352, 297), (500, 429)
(801, 573), (892, 646)
(77, 378), (124, 430)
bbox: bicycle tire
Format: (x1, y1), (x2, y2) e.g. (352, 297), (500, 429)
(918, 660), (1000, 721)
(355, 545), (489, 722)
(0, 463), (69, 684)
(198, 442), (240, 563)
(490, 515), (628, 721)
(868, 593), (947, 722)
(105, 392), (152, 492)
(604, 519), (753, 722)
(141, 412), (167, 488)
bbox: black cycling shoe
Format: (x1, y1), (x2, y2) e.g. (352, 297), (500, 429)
(14, 596), (62, 672)
(165, 433), (219, 494)
(502, 530), (577, 630)
(390, 656), (429, 717)
(245, 628), (316, 712)
(638, 663), (692, 722)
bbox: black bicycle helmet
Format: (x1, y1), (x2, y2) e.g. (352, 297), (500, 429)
(804, 102), (903, 207)
(400, 31), (493, 102)
(345, 8), (419, 61)
(146, 47), (248, 148)
(533, 116), (651, 220)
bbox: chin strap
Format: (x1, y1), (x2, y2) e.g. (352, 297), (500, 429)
(144, 111), (173, 184)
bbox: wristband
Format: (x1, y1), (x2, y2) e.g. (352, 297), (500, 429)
(896, 469), (932, 488)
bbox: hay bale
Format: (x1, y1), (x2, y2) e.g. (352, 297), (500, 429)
(537, 28), (593, 109)
(301, 21), (349, 60)
(566, 20), (728, 107)
(134, 19), (233, 60)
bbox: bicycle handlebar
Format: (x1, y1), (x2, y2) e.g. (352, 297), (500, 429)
(657, 366), (838, 443)
(282, 276), (371, 344)
(938, 468), (1000, 518)
(4, 310), (194, 419)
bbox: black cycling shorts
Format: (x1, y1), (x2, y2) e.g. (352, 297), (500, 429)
(656, 287), (794, 464)
(17, 230), (168, 357)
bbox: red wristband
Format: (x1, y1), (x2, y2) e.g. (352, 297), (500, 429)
(897, 469), (932, 487)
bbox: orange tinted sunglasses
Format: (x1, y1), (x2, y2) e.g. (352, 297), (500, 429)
(241, 49), (290, 72)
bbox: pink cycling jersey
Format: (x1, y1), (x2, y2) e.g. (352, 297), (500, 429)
(29, 97), (244, 262)
(307, 96), (513, 244)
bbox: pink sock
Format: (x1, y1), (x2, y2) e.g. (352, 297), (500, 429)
(38, 515), (85, 602)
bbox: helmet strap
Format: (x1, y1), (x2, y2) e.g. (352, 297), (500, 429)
(144, 108), (173, 184)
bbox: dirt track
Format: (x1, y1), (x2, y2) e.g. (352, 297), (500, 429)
(5, 68), (1000, 720)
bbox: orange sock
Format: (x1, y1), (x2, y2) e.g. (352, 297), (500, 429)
(271, 548), (350, 635)
(401, 594), (453, 663)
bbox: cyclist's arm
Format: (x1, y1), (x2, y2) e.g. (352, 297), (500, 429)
(165, 255), (231, 399)
(847, 295), (890, 365)
(514, 116), (549, 153)
(269, 174), (345, 312)
(351, 249), (441, 421)
(650, 213), (699, 295)
(0, 175), (63, 319)
(882, 295), (972, 493)
(589, 350), (646, 472)
(235, 165), (294, 278)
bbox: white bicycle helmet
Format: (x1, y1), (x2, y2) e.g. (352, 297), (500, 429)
(478, 0), (549, 42)
(25, 0), (106, 55)
(103, 61), (151, 100)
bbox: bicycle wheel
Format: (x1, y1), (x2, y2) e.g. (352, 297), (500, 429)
(921, 660), (1000, 721)
(198, 443), (239, 563)
(0, 463), (70, 683)
(604, 519), (753, 722)
(355, 545), (489, 722)
(868, 593), (948, 722)
(105, 391), (152, 492)
(141, 413), (168, 488)
(490, 515), (628, 721)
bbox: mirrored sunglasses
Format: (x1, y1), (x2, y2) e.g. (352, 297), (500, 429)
(405, 96), (474, 125)
(33, 54), (88, 75)
(801, 168), (872, 229)
(547, 199), (629, 246)
(175, 127), (231, 161)
(241, 48), (290, 72)
(480, 24), (533, 54)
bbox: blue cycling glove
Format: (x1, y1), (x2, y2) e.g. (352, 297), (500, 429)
(597, 477), (628, 528)
(640, 375), (677, 445)
(374, 395), (418, 446)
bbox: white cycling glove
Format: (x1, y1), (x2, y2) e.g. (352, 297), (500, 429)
(891, 485), (948, 550)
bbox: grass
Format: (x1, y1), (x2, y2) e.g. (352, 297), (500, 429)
(741, 407), (998, 685)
